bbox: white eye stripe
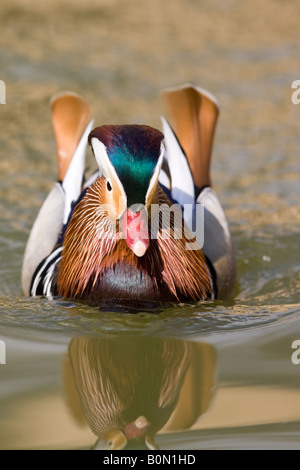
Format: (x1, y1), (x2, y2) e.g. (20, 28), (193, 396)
(91, 137), (126, 200)
(145, 142), (165, 205)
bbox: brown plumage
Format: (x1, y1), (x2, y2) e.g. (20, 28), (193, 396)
(57, 181), (213, 302)
(51, 92), (92, 181)
(161, 84), (219, 188)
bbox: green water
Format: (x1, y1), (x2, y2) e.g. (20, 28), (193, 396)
(0, 0), (300, 450)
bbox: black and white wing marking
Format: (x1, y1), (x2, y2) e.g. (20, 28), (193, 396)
(30, 246), (63, 298)
(159, 117), (195, 230)
(22, 119), (93, 297)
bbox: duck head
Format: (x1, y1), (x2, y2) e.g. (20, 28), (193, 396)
(88, 125), (164, 257)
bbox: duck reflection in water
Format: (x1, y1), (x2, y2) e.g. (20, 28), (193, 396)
(64, 335), (217, 450)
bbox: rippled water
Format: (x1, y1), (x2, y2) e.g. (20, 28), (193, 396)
(0, 0), (300, 450)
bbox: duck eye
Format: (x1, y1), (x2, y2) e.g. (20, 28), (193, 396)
(106, 180), (112, 192)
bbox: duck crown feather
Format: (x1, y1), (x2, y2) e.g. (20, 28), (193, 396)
(89, 125), (164, 206)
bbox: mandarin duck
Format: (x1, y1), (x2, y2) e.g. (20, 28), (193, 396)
(22, 84), (236, 303)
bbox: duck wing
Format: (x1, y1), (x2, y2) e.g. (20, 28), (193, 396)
(159, 84), (236, 299)
(22, 93), (93, 296)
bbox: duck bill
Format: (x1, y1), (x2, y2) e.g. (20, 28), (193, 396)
(120, 208), (149, 257)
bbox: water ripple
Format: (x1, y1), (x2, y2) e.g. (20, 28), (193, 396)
(0, 294), (299, 339)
